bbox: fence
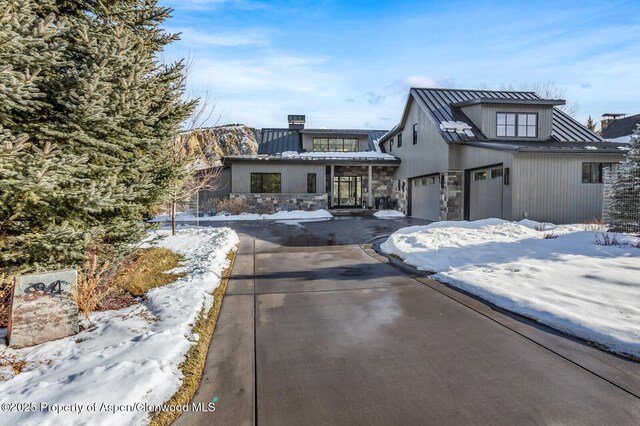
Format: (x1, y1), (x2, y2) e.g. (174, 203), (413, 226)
(602, 166), (640, 234)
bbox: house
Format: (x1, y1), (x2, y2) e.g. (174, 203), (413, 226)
(377, 88), (630, 224)
(601, 113), (640, 143)
(224, 115), (400, 211)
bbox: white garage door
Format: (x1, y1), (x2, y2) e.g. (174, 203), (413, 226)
(469, 166), (504, 220)
(411, 176), (440, 221)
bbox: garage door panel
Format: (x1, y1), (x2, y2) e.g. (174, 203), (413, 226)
(411, 177), (440, 221)
(469, 167), (503, 221)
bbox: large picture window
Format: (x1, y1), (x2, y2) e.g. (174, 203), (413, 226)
(497, 112), (537, 138)
(312, 137), (359, 152)
(582, 162), (614, 183)
(251, 173), (281, 193)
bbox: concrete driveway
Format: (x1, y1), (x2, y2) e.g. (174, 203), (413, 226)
(177, 217), (640, 426)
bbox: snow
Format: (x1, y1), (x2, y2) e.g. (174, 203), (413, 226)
(585, 146), (598, 150)
(374, 210), (405, 218)
(281, 151), (396, 160)
(606, 135), (633, 144)
(150, 209), (333, 222)
(381, 219), (640, 358)
(0, 227), (239, 425)
(439, 120), (475, 137)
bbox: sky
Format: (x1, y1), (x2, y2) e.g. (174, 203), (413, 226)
(160, 0), (640, 130)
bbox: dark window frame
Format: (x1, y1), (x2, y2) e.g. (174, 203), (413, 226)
(582, 162), (613, 184)
(397, 132), (403, 148)
(497, 112), (538, 138)
(312, 137), (359, 152)
(307, 173), (317, 193)
(389, 137), (394, 152)
(412, 124), (418, 145)
(251, 173), (281, 193)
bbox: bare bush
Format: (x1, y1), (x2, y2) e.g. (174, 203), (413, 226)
(543, 232), (558, 239)
(584, 218), (607, 232)
(593, 232), (622, 246)
(0, 350), (27, 381)
(216, 197), (248, 215)
(0, 274), (13, 328)
(254, 204), (276, 215)
(72, 244), (114, 324)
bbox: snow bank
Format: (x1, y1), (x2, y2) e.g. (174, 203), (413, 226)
(0, 228), (239, 426)
(373, 210), (405, 218)
(151, 209), (333, 223)
(381, 219), (640, 357)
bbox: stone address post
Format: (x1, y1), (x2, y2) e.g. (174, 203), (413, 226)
(8, 269), (79, 348)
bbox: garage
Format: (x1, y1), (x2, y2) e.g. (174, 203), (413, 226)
(410, 175), (440, 221)
(468, 166), (504, 220)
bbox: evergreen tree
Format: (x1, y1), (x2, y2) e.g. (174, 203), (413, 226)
(586, 115), (597, 132)
(609, 124), (640, 234)
(0, 0), (194, 276)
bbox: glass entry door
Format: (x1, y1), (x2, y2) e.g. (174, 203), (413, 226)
(333, 176), (362, 207)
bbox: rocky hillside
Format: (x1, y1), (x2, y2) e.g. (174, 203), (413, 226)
(182, 124), (259, 164)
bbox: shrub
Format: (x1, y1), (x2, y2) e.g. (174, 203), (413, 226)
(72, 245), (114, 324)
(0, 274), (13, 328)
(254, 204), (276, 215)
(593, 232), (622, 246)
(216, 197), (248, 215)
(543, 232), (557, 239)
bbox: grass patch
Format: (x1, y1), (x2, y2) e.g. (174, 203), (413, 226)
(113, 248), (187, 297)
(149, 249), (236, 426)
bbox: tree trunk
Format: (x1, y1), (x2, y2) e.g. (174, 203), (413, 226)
(171, 200), (177, 236)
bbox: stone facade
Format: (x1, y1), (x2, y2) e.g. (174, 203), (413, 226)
(230, 192), (328, 212)
(330, 165), (399, 209)
(439, 170), (463, 221)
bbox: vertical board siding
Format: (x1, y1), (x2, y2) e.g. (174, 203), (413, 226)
(231, 162), (326, 193)
(512, 153), (625, 223)
(390, 99), (449, 179)
(482, 105), (553, 140)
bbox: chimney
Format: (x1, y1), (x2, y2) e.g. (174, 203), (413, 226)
(288, 114), (305, 130)
(601, 113), (626, 131)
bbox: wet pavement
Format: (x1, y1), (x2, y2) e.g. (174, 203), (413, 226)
(177, 217), (640, 426)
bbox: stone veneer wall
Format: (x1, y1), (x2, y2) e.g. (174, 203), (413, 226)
(230, 193), (327, 212)
(332, 165), (398, 209)
(439, 171), (463, 221)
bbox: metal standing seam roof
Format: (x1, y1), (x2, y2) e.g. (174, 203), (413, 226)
(258, 128), (302, 154)
(602, 113), (640, 139)
(404, 88), (602, 144)
(258, 128), (389, 154)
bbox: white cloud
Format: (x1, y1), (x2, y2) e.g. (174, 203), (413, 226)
(168, 27), (269, 47)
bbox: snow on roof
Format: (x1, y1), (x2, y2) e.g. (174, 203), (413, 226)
(439, 120), (475, 137)
(585, 146), (598, 150)
(281, 150), (397, 160)
(605, 135), (634, 144)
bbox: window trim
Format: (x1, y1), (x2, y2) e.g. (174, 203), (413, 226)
(412, 123), (418, 145)
(312, 137), (359, 152)
(581, 162), (613, 184)
(397, 132), (402, 148)
(389, 137), (393, 152)
(496, 112), (538, 138)
(250, 172), (281, 193)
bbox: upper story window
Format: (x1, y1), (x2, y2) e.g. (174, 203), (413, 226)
(413, 124), (418, 144)
(397, 133), (402, 148)
(497, 113), (537, 138)
(312, 137), (359, 152)
(389, 138), (394, 152)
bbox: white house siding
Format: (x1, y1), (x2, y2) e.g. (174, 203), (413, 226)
(511, 153), (625, 224)
(231, 162), (326, 194)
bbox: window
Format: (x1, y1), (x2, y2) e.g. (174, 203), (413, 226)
(582, 162), (613, 183)
(474, 171), (487, 181)
(428, 176), (436, 184)
(389, 138), (394, 152)
(412, 124), (418, 145)
(397, 133), (403, 148)
(490, 168), (503, 179)
(312, 137), (358, 152)
(497, 113), (516, 137)
(421, 178), (427, 185)
(307, 173), (317, 193)
(497, 112), (537, 138)
(251, 173), (281, 193)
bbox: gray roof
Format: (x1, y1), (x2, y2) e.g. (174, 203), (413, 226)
(461, 140), (629, 154)
(450, 98), (565, 107)
(258, 128), (301, 154)
(602, 113), (640, 139)
(399, 88), (602, 144)
(258, 128), (389, 154)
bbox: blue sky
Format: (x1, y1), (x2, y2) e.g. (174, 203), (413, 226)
(161, 0), (640, 130)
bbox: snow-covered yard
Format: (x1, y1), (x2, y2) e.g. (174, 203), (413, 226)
(150, 209), (333, 222)
(0, 227), (238, 425)
(381, 219), (640, 358)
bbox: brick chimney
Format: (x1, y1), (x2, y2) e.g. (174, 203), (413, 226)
(288, 115), (305, 130)
(601, 113), (626, 131)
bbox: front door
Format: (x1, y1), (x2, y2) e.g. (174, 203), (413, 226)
(333, 176), (362, 207)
